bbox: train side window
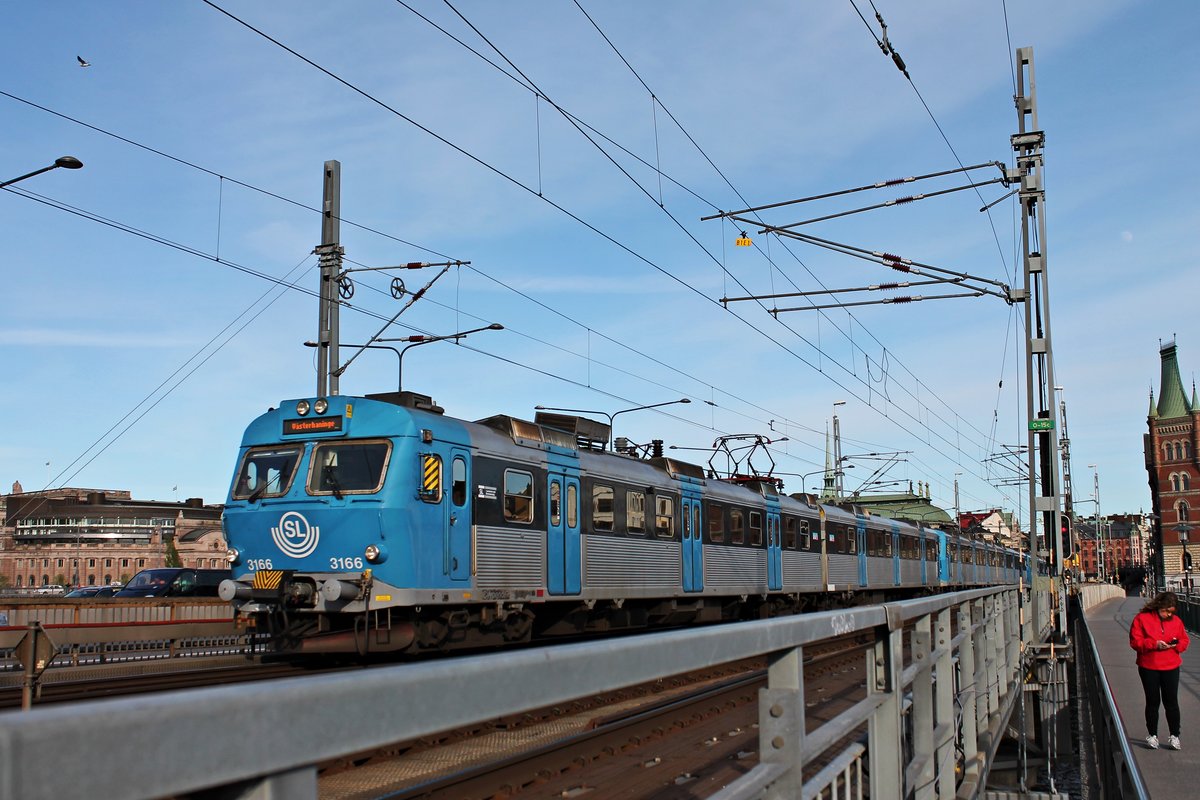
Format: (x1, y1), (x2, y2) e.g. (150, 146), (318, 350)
(692, 504), (701, 542)
(748, 512), (762, 546)
(550, 481), (561, 527)
(567, 484), (578, 528)
(655, 495), (675, 539)
(885, 533), (893, 558)
(800, 519), (812, 550)
(783, 517), (797, 550)
(707, 503), (725, 543)
(730, 510), (745, 545)
(503, 470), (534, 524)
(848, 527), (857, 554)
(451, 457), (467, 506)
(627, 491), (646, 534)
(592, 484), (614, 530)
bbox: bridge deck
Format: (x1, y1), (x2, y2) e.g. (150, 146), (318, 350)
(1087, 595), (1200, 794)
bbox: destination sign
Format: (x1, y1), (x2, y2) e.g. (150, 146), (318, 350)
(1028, 419), (1055, 431)
(283, 417), (343, 435)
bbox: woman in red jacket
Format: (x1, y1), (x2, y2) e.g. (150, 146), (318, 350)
(1129, 591), (1190, 750)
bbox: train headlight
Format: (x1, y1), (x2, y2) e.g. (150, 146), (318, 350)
(365, 544), (388, 564)
(296, 400), (311, 416)
(314, 398), (329, 415)
(225, 548), (241, 565)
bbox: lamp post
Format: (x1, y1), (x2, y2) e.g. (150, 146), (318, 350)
(536, 399), (692, 451)
(832, 401), (846, 499)
(305, 341), (402, 389)
(1, 156), (83, 189)
(378, 323), (503, 391)
(1087, 464), (1105, 582)
(802, 464), (853, 493)
(1177, 523), (1193, 594)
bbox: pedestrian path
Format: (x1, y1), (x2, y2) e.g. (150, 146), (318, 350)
(1086, 596), (1200, 795)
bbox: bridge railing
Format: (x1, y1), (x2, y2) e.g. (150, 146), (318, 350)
(1073, 611), (1150, 800)
(0, 586), (1037, 800)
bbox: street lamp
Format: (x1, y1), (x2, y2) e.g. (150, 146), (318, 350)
(1177, 522), (1193, 594)
(1, 156), (84, 189)
(536, 399), (692, 451)
(305, 341), (402, 389)
(1087, 463), (1106, 582)
(377, 323), (503, 391)
(832, 401), (847, 499)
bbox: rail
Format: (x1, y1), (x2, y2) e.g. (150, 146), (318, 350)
(0, 586), (1041, 800)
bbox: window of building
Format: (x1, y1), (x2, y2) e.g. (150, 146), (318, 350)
(1179, 501), (1190, 522)
(121, 558), (129, 567)
(503, 470), (534, 523)
(592, 484), (614, 530)
(655, 495), (674, 539)
(88, 558), (95, 568)
(1177, 443), (1185, 461)
(1184, 473), (1192, 491)
(627, 491), (646, 533)
(1172, 473), (1181, 492)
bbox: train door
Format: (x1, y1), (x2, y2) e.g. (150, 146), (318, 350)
(681, 491), (703, 592)
(767, 505), (782, 591)
(546, 472), (581, 595)
(891, 523), (901, 586)
(446, 448), (472, 580)
(857, 516), (867, 586)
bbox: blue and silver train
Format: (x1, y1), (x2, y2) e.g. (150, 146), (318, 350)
(218, 390), (1030, 654)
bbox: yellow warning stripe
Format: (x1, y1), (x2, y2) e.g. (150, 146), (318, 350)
(253, 570), (284, 590)
(422, 455), (441, 494)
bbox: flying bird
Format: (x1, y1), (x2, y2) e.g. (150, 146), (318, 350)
(77, 56), (91, 67)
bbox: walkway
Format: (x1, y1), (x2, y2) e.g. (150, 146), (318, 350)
(1087, 596), (1200, 795)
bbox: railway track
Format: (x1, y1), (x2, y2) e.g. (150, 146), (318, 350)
(317, 635), (874, 800)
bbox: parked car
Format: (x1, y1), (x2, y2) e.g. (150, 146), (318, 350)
(64, 585), (119, 598)
(113, 568), (231, 598)
(34, 585), (66, 596)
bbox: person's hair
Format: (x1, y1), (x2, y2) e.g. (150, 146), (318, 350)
(1141, 591), (1179, 613)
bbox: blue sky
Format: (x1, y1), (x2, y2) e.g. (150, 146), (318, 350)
(2, 1), (1196, 523)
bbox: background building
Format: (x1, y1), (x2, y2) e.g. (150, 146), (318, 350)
(1145, 341), (1198, 587)
(0, 482), (224, 589)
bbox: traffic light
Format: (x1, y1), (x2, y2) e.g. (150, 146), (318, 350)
(1060, 516), (1073, 558)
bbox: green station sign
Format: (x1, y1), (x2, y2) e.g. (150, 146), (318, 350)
(1028, 419), (1055, 431)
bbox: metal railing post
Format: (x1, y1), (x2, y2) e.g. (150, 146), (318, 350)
(911, 613), (935, 800)
(868, 610), (905, 800)
(759, 645), (805, 798)
(933, 606), (956, 800)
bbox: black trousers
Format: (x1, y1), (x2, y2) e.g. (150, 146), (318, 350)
(1138, 665), (1181, 737)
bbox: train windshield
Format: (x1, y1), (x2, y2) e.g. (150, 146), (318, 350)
(233, 446), (303, 500)
(307, 440), (391, 495)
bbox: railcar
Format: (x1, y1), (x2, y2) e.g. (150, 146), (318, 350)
(219, 390), (1025, 655)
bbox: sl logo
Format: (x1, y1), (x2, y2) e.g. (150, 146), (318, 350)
(271, 511), (320, 558)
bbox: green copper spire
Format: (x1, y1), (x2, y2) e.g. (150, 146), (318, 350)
(1148, 390), (1158, 419)
(1157, 342), (1191, 419)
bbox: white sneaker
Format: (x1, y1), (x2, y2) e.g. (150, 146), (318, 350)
(1167, 735), (1181, 750)
(1147, 734), (1159, 749)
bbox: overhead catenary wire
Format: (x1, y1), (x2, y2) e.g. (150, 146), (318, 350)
(4, 9), (1027, 510)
